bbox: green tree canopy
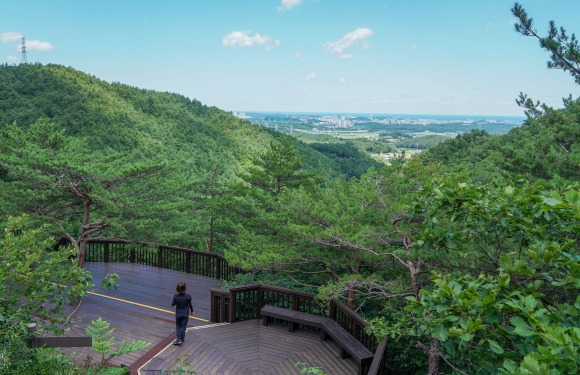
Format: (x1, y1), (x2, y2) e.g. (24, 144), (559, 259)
(371, 179), (580, 374)
(0, 118), (191, 266)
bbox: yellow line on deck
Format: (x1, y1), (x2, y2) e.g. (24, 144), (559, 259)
(88, 291), (209, 323)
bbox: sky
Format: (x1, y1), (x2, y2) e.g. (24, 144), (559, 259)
(1, 0), (579, 117)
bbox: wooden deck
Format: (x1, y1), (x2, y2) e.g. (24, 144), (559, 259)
(140, 319), (357, 375)
(56, 262), (358, 374)
(59, 262), (218, 369)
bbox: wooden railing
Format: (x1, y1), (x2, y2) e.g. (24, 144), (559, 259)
(368, 339), (388, 375)
(86, 239), (389, 373)
(85, 239), (239, 280)
(330, 299), (377, 351)
(210, 284), (326, 323)
(210, 284), (380, 355)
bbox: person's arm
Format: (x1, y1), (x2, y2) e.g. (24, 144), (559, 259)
(188, 296), (193, 313)
(171, 295), (176, 307)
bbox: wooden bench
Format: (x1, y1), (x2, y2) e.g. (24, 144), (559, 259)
(260, 305), (373, 375)
(261, 304), (328, 337)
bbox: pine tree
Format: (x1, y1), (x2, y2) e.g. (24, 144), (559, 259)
(0, 118), (185, 267)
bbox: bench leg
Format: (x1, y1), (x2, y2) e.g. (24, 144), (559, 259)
(340, 348), (350, 359)
(262, 316), (269, 326)
(288, 321), (296, 333)
(360, 361), (370, 375)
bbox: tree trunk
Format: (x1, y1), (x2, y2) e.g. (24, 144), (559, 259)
(77, 239), (86, 268)
(417, 338), (441, 375)
(427, 338), (441, 375)
(408, 260), (423, 299)
(204, 217), (214, 276)
(208, 217), (214, 253)
(347, 286), (356, 310)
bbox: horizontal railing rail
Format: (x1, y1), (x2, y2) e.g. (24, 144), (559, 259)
(368, 339), (388, 375)
(85, 239), (239, 280)
(330, 299), (377, 351)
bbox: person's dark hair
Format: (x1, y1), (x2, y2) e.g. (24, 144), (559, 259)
(176, 282), (186, 294)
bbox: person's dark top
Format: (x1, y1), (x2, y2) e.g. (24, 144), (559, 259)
(172, 293), (193, 315)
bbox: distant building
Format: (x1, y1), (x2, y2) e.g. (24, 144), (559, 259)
(232, 112), (251, 119)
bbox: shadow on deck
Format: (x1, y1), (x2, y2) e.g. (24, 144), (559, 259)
(59, 263), (357, 375)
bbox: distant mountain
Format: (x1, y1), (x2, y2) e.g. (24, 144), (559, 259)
(0, 63), (380, 179)
(419, 99), (580, 181)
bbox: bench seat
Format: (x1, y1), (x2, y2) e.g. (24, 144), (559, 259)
(260, 304), (373, 375)
(322, 319), (373, 367)
(260, 304), (327, 338)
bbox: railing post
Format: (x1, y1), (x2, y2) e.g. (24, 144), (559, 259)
(216, 258), (221, 280)
(222, 294), (229, 323)
(104, 242), (110, 263)
(229, 291), (236, 323)
(210, 289), (231, 323)
(329, 299), (337, 321)
(185, 252), (191, 273)
(210, 292), (215, 322)
(27, 322), (37, 348)
(257, 285), (264, 317)
(157, 246), (163, 268)
(130, 247), (136, 263)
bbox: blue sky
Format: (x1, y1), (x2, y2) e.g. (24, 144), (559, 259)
(1, 0), (579, 116)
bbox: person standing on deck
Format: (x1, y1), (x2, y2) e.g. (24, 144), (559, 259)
(171, 282), (193, 345)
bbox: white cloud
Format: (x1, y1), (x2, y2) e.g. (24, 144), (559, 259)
(294, 50), (302, 58)
(222, 30), (271, 49)
(265, 39), (281, 51)
(323, 27), (373, 58)
(338, 78), (347, 84)
(5, 55), (18, 62)
(2, 32), (54, 53)
(409, 43), (418, 51)
(0, 32), (22, 43)
(278, 0), (302, 11)
(22, 39), (54, 52)
(305, 73), (315, 81)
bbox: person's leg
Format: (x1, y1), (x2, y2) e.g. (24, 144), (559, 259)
(179, 316), (189, 342)
(174, 317), (181, 344)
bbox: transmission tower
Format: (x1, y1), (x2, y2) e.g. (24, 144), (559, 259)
(21, 37), (27, 64)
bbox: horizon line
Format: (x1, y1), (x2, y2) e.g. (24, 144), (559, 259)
(231, 110), (527, 119)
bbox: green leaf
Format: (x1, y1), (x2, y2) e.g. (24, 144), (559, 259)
(564, 189), (580, 205)
(523, 295), (539, 310)
(511, 316), (535, 337)
(432, 324), (448, 341)
(542, 193), (562, 207)
(488, 339), (504, 354)
(520, 355), (542, 375)
(504, 185), (514, 197)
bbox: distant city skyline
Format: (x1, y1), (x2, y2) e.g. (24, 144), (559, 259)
(237, 111), (526, 120)
(1, 1), (579, 116)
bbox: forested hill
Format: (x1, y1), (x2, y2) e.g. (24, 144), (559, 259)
(419, 97), (580, 181)
(0, 63), (380, 178)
